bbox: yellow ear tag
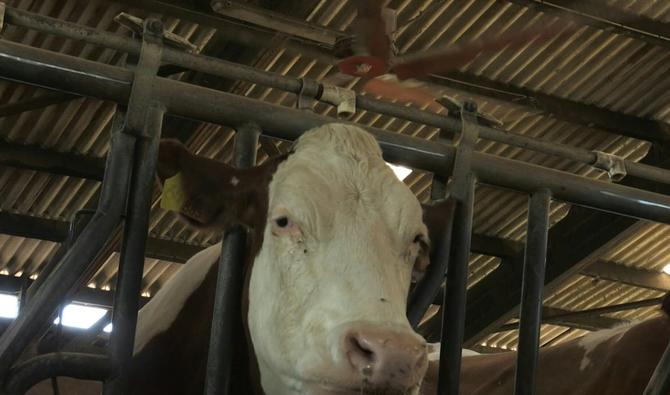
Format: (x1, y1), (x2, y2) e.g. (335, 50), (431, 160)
(161, 172), (187, 212)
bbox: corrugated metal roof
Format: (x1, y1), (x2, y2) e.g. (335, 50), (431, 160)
(0, 0), (669, 352)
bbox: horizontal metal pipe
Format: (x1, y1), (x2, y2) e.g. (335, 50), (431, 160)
(1, 40), (670, 224)
(6, 5), (670, 185)
(4, 353), (111, 395)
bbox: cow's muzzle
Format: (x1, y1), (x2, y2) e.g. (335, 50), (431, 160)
(342, 325), (428, 392)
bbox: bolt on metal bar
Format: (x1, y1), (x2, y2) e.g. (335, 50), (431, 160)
(2, 39), (670, 224)
(4, 5), (670, 186)
(105, 19), (165, 395)
(204, 122), (260, 395)
(513, 190), (551, 395)
(0, 127), (135, 380)
(438, 104), (479, 395)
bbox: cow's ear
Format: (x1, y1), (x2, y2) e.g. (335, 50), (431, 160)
(157, 139), (249, 230)
(416, 198), (457, 279)
(412, 237), (431, 282)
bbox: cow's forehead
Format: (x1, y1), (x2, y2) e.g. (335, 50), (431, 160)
(268, 124), (424, 236)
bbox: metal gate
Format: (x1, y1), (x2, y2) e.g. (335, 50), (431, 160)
(0, 5), (669, 395)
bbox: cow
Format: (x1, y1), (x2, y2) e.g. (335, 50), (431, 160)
(24, 123), (670, 395)
(123, 123), (450, 395)
(420, 296), (670, 395)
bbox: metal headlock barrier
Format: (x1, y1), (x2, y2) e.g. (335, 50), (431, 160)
(0, 4), (669, 395)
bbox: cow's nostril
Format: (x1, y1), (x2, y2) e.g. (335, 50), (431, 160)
(346, 334), (377, 376)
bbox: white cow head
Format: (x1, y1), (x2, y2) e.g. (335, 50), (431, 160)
(157, 124), (451, 395)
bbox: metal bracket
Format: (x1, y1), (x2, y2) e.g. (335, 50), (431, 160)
(124, 18), (164, 138)
(297, 78), (320, 111)
(436, 95), (503, 129)
(450, 101), (480, 199)
(114, 13), (197, 52)
(593, 150), (627, 181)
(320, 83), (356, 118)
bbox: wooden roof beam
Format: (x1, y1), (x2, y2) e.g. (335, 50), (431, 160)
(0, 212), (202, 264)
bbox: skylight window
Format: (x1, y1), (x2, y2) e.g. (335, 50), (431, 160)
(0, 294), (18, 319)
(663, 264), (670, 275)
(0, 295), (108, 330)
(386, 163), (412, 181)
(103, 323), (113, 333)
(53, 304), (108, 329)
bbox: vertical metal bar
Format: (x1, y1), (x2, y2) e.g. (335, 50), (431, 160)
(406, 128), (454, 328)
(104, 18), (164, 395)
(105, 106), (164, 393)
(0, 128), (134, 380)
(407, 199), (456, 327)
(204, 123), (260, 395)
(513, 190), (551, 395)
(644, 342), (670, 395)
(438, 103), (479, 395)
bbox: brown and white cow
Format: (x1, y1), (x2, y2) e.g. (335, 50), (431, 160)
(26, 123), (670, 395)
(126, 123), (444, 395)
(420, 297), (670, 395)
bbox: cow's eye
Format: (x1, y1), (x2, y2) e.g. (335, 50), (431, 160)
(275, 216), (289, 228)
(413, 234), (424, 244)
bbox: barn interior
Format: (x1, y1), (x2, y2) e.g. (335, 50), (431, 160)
(0, 0), (669, 368)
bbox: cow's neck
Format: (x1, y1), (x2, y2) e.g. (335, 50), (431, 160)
(128, 156), (287, 394)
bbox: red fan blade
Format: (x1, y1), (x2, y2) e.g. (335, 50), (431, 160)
(354, 0), (391, 63)
(362, 78), (444, 113)
(321, 71), (358, 87)
(391, 22), (577, 80)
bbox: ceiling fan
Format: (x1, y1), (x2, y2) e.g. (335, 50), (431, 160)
(327, 1), (579, 112)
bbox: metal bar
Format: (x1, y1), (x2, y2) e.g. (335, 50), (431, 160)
(644, 339), (670, 395)
(513, 190), (551, 395)
(24, 210), (94, 304)
(0, 128), (134, 379)
(105, 19), (164, 395)
(4, 353), (111, 395)
(407, 124), (454, 327)
(5, 5), (670, 185)
(407, 199), (456, 327)
(438, 104), (479, 395)
(108, 0), (336, 63)
(0, 211), (202, 263)
(209, 0), (341, 46)
(507, 0), (670, 50)
(425, 72), (670, 146)
(2, 41), (670, 224)
(204, 123), (260, 395)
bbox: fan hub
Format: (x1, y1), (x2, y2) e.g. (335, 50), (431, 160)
(337, 55), (388, 78)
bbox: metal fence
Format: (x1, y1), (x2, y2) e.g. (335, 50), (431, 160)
(0, 5), (670, 395)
